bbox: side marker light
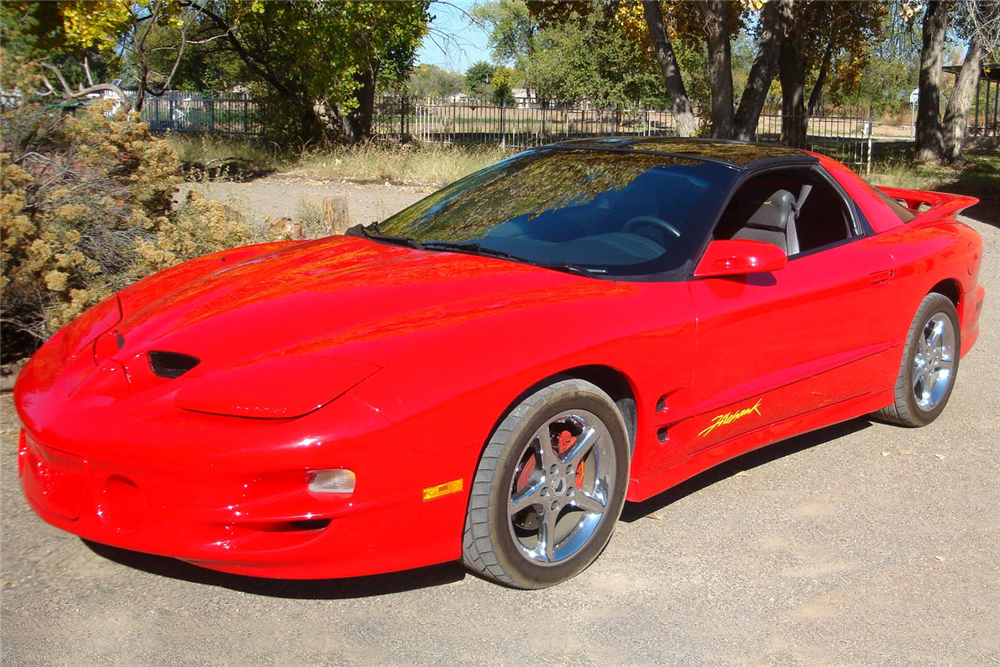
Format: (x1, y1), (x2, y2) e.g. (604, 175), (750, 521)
(422, 479), (463, 502)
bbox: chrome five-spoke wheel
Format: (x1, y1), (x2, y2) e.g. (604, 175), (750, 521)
(912, 312), (956, 412)
(878, 292), (960, 427)
(463, 379), (630, 588)
(507, 410), (616, 565)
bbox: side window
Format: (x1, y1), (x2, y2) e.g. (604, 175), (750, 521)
(715, 168), (856, 256)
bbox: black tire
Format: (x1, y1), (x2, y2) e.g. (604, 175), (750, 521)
(462, 379), (630, 589)
(876, 292), (960, 427)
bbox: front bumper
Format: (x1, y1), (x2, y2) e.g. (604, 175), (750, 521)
(16, 393), (471, 580)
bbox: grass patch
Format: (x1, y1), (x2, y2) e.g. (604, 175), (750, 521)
(163, 133), (288, 178)
(297, 143), (513, 186)
(164, 135), (512, 188)
(868, 151), (1000, 202)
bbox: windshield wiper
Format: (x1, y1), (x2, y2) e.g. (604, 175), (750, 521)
(421, 241), (599, 278)
(421, 241), (524, 262)
(345, 223), (424, 250)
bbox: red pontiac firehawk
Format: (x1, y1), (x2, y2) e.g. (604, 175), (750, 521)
(16, 139), (985, 589)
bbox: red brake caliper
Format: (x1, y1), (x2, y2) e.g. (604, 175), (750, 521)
(557, 430), (586, 489)
(515, 428), (586, 494)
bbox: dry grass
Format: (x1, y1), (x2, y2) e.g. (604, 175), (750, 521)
(163, 134), (288, 176)
(297, 143), (512, 186)
(867, 152), (1000, 202)
(165, 135), (513, 188)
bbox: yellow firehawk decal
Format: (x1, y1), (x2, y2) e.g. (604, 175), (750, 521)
(698, 398), (763, 438)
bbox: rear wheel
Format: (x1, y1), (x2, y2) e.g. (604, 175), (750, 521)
(876, 293), (960, 427)
(462, 379), (630, 588)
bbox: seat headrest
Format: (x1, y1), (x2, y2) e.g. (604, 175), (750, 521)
(746, 190), (796, 231)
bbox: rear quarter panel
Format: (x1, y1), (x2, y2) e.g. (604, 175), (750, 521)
(819, 154), (983, 353)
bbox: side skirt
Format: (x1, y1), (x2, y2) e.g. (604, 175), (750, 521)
(625, 389), (893, 503)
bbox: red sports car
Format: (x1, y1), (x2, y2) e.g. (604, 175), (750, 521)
(15, 139), (985, 589)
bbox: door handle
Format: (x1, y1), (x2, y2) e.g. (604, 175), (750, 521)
(869, 269), (894, 287)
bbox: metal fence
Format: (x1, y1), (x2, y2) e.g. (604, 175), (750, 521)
(374, 97), (876, 169)
(129, 91), (267, 136)
(373, 97), (679, 146)
(756, 105), (875, 169)
(128, 91), (876, 169)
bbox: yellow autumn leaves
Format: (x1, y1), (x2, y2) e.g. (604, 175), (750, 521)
(1, 101), (252, 341)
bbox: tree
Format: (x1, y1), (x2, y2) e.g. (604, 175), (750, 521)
(408, 64), (464, 98)
(465, 61), (495, 100)
(734, 0), (793, 140)
(641, 0), (696, 136)
(176, 1), (431, 143)
(915, 0), (950, 161)
(473, 0), (538, 72)
(941, 0), (1000, 162)
(776, 1), (885, 147)
(518, 4), (667, 108)
(916, 0), (1000, 161)
(694, 2), (738, 138)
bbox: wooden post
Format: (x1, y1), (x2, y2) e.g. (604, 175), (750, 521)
(323, 197), (350, 235)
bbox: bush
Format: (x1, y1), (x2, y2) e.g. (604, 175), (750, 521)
(1, 96), (253, 362)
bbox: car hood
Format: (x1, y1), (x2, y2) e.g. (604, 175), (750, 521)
(110, 235), (617, 379)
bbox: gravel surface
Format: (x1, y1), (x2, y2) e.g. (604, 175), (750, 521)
(1, 192), (998, 667)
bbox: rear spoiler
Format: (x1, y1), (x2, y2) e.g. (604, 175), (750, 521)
(877, 186), (979, 220)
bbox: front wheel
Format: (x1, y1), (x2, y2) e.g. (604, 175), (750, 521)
(876, 292), (960, 427)
(462, 379), (630, 588)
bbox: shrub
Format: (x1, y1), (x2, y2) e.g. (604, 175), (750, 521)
(1, 94), (252, 362)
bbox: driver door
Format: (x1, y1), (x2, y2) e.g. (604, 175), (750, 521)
(677, 169), (899, 454)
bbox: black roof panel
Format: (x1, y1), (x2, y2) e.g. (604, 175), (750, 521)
(547, 137), (812, 168)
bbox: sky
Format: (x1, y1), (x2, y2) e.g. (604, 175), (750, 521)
(415, 1), (492, 74)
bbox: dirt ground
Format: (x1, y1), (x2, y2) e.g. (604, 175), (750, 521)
(178, 174), (434, 232)
(1, 185), (998, 666)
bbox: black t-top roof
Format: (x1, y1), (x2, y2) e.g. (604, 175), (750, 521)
(546, 137), (813, 168)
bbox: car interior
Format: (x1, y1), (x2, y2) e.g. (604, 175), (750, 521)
(713, 168), (857, 256)
(476, 163), (725, 270)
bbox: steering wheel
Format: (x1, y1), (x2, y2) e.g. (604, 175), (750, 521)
(622, 216), (681, 246)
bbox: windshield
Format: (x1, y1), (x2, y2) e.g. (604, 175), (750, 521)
(377, 148), (738, 279)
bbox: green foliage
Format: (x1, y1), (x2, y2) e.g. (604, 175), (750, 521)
(473, 0), (538, 70)
(408, 64), (465, 98)
(490, 66), (516, 105)
(207, 1), (430, 142)
(465, 61), (496, 100)
(528, 8), (667, 108)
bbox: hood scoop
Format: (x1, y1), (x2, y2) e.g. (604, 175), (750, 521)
(148, 351), (200, 379)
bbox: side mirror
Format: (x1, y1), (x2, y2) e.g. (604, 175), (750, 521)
(694, 239), (788, 278)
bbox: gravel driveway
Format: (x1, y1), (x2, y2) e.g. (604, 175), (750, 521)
(1, 190), (997, 667)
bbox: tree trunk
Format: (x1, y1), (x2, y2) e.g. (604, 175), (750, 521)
(698, 1), (735, 139)
(642, 0), (697, 137)
(915, 0), (949, 162)
(807, 38), (835, 115)
(941, 36), (983, 162)
(778, 35), (807, 147)
(345, 66), (377, 143)
(734, 0), (792, 141)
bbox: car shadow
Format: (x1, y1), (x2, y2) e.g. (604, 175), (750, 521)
(82, 540), (467, 599)
(82, 417), (873, 597)
(620, 417), (873, 522)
